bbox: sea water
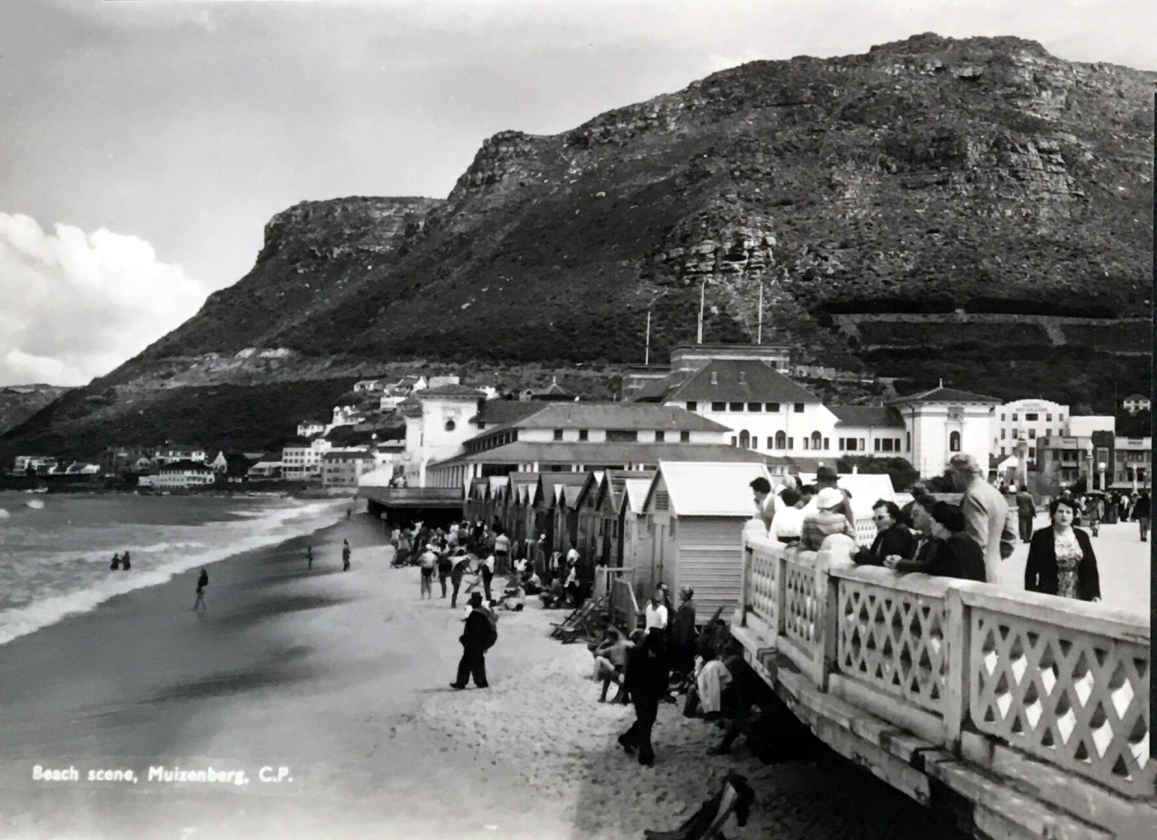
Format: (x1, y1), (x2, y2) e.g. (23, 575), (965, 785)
(0, 491), (349, 645)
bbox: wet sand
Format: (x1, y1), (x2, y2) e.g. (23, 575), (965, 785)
(0, 513), (972, 839)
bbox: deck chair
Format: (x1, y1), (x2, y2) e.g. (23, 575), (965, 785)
(643, 772), (754, 840)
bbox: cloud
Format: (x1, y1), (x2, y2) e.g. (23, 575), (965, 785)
(0, 213), (207, 386)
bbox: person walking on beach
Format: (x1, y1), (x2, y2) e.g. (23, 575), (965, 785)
(418, 544), (437, 599)
(1134, 491), (1150, 542)
(306, 545), (313, 570)
(437, 548), (455, 598)
(618, 627), (666, 767)
(342, 539), (351, 571)
(450, 592), (493, 689)
(110, 552), (121, 571)
(193, 568), (209, 611)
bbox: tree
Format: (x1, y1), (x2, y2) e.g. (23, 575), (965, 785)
(835, 455), (920, 492)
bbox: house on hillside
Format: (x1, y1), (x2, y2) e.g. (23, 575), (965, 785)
(297, 419), (327, 438)
(641, 461), (770, 622)
(1122, 394), (1150, 414)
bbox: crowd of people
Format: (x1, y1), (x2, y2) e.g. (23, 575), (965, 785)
(748, 455), (1152, 605)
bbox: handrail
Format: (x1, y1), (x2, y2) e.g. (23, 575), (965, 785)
(737, 529), (1154, 801)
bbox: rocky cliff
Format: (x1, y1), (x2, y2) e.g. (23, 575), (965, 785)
(2, 33), (1152, 459)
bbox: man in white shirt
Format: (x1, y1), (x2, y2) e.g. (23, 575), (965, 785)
(749, 477), (775, 532)
(644, 586), (668, 632)
(565, 542), (580, 567)
(772, 487), (805, 543)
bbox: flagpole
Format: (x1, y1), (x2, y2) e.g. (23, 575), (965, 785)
(644, 308), (652, 366)
(757, 279), (764, 345)
(697, 280), (705, 344)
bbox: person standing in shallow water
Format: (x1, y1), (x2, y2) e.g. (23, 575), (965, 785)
(342, 539), (351, 571)
(109, 552), (121, 571)
(121, 551), (131, 571)
(193, 568), (209, 611)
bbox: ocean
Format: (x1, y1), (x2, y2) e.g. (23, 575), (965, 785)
(0, 491), (350, 646)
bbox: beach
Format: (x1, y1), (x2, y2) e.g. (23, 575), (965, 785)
(0, 510), (982, 840)
(3, 512), (1146, 839)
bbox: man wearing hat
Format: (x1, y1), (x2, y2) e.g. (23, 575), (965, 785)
(450, 592), (491, 690)
(800, 487), (856, 550)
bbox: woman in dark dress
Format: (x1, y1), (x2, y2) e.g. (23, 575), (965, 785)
(1025, 498), (1101, 601)
(856, 500), (917, 566)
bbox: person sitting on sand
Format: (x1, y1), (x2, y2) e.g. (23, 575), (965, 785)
(450, 592), (492, 690)
(110, 552), (121, 571)
(193, 568), (208, 611)
(591, 627), (635, 703)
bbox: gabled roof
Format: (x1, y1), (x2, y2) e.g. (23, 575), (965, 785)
(645, 461), (771, 517)
(621, 478), (654, 514)
(561, 484), (584, 509)
(416, 384), (485, 399)
(888, 385), (1000, 405)
(495, 402), (728, 432)
(828, 405), (905, 428)
(597, 469), (654, 514)
(469, 399), (544, 427)
(469, 477), (489, 500)
(575, 470), (607, 510)
(431, 441), (773, 469)
(534, 472), (590, 507)
(667, 359), (818, 404)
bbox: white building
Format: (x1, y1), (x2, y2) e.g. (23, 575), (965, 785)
(247, 461), (282, 480)
(13, 455), (57, 474)
(353, 378), (384, 393)
(281, 437), (332, 482)
(992, 399), (1070, 467)
(1066, 415), (1115, 439)
(154, 446), (207, 465)
(321, 449), (377, 487)
(140, 460), (216, 489)
(1122, 394), (1150, 414)
(296, 419), (327, 438)
(402, 384), (489, 486)
(888, 384), (1000, 479)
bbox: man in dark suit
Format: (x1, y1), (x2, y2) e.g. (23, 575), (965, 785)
(450, 592), (492, 689)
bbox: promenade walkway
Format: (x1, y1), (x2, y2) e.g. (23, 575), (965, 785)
(730, 519), (1153, 840)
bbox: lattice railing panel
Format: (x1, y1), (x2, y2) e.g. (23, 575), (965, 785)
(971, 608), (1152, 797)
(748, 542), (778, 627)
(783, 558), (821, 658)
(853, 515), (878, 548)
(837, 580), (949, 714)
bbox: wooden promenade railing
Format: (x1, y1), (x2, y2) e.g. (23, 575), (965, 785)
(734, 529), (1154, 838)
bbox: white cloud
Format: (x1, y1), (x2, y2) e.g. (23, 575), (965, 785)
(0, 213), (207, 387)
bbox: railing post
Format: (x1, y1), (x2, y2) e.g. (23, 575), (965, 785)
(775, 552), (788, 636)
(740, 543), (752, 626)
(943, 586), (970, 754)
(819, 568), (839, 692)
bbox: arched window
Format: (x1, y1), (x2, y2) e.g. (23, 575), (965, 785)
(949, 431), (961, 452)
(445, 419), (456, 432)
(775, 431), (787, 449)
(738, 430), (750, 449)
(810, 431), (822, 450)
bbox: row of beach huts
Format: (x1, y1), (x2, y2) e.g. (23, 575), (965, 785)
(463, 460), (893, 621)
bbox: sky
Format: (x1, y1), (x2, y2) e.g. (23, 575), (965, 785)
(1, 0), (1153, 387)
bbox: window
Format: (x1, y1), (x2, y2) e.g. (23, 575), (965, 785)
(680, 431), (690, 443)
(710, 371), (718, 385)
(1000, 413), (1005, 421)
(606, 430), (637, 442)
(793, 403), (804, 413)
(747, 402), (762, 412)
(766, 402), (780, 412)
(838, 437), (845, 450)
(823, 437), (830, 450)
(802, 438), (809, 450)
(655, 430), (665, 442)
(906, 432), (911, 451)
(767, 437), (774, 449)
(949, 431), (961, 452)
(1025, 413), (1038, 421)
(1029, 447), (1035, 458)
(1012, 413), (1018, 421)
(874, 439), (881, 452)
(553, 429), (563, 441)
(728, 402), (744, 412)
(578, 429), (588, 441)
(711, 401), (726, 411)
(775, 431), (786, 449)
(1028, 429), (1036, 440)
(730, 436), (737, 447)
(1001, 429), (1006, 439)
(787, 437), (794, 449)
(1060, 414), (1065, 422)
(861, 438), (867, 450)
(444, 419), (456, 432)
(895, 438), (901, 451)
(686, 401), (697, 412)
(1000, 446), (1006, 455)
(1011, 429), (1019, 439)
(1046, 413), (1052, 422)
(739, 430), (750, 448)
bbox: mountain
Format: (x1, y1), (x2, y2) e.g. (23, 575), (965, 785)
(2, 33), (1153, 461)
(0, 385), (72, 436)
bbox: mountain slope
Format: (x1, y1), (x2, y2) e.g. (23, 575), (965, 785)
(2, 33), (1153, 460)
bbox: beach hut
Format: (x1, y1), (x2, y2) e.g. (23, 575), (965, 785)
(535, 473), (588, 555)
(574, 470), (608, 565)
(641, 461), (770, 622)
(613, 474), (655, 598)
(467, 477), (488, 521)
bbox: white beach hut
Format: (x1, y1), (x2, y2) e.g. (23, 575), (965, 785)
(642, 461), (770, 622)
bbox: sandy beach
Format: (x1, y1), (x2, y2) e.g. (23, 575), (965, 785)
(15, 510), (1137, 838)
